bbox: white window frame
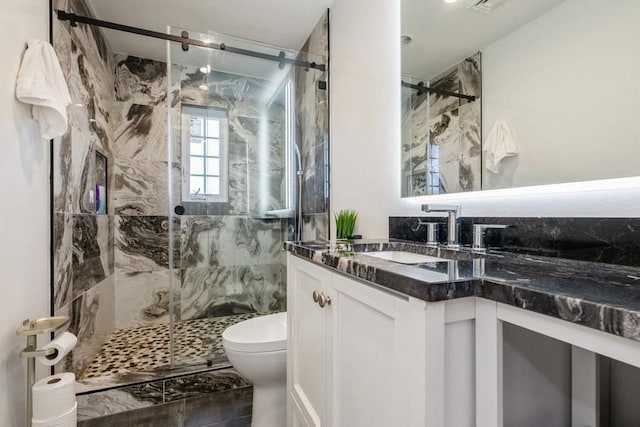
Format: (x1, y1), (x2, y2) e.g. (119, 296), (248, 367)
(181, 105), (229, 203)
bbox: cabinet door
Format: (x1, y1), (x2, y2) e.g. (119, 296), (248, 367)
(329, 274), (413, 427)
(288, 256), (332, 427)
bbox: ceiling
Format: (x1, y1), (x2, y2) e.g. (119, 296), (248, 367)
(85, 0), (332, 64)
(402, 0), (568, 79)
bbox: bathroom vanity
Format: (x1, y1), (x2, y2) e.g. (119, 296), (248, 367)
(286, 240), (640, 427)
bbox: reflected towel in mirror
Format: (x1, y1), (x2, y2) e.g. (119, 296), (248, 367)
(483, 119), (518, 174)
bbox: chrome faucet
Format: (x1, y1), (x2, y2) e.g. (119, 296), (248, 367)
(472, 224), (509, 251)
(411, 220), (440, 245)
(421, 204), (460, 247)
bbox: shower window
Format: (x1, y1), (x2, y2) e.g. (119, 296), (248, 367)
(181, 105), (229, 202)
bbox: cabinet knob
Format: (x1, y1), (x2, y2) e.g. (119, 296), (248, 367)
(318, 292), (331, 308)
(312, 290), (320, 303)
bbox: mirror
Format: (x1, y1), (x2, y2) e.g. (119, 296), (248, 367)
(401, 0), (640, 197)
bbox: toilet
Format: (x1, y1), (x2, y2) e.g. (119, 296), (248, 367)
(222, 312), (287, 427)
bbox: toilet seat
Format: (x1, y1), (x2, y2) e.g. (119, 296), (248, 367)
(222, 312), (287, 353)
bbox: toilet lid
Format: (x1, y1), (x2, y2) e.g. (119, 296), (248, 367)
(222, 312), (287, 353)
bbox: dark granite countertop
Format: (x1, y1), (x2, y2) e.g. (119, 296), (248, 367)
(285, 239), (640, 343)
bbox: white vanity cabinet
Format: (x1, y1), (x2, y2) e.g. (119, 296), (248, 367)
(287, 254), (429, 427)
(288, 252), (640, 427)
(287, 255), (332, 427)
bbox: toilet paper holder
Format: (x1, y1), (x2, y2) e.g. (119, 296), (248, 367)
(16, 316), (71, 427)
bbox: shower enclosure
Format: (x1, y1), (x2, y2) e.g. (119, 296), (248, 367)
(51, 0), (328, 394)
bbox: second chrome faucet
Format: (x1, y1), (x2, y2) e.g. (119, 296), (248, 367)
(421, 204), (460, 248)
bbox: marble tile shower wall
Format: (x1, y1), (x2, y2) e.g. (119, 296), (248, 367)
(113, 55), (289, 328)
(51, 3), (329, 377)
(52, 0), (117, 376)
(297, 12), (329, 241)
(402, 53), (481, 196)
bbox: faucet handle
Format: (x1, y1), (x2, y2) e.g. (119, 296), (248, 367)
(472, 224), (509, 250)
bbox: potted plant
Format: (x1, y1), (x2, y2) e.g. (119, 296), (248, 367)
(334, 209), (358, 240)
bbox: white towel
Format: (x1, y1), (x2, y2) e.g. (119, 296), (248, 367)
(16, 39), (71, 140)
(483, 119), (518, 174)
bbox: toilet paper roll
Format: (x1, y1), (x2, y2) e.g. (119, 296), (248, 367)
(32, 373), (76, 421)
(37, 332), (77, 366)
(32, 402), (77, 427)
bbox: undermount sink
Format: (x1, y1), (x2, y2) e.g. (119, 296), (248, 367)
(359, 251), (450, 265)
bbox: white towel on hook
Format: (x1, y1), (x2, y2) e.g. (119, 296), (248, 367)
(16, 39), (71, 140)
(483, 119), (519, 174)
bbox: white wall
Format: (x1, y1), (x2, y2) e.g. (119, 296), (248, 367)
(0, 2), (51, 426)
(482, 0), (640, 190)
(329, 0), (413, 239)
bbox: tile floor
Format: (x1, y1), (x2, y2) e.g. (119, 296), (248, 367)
(79, 312), (266, 389)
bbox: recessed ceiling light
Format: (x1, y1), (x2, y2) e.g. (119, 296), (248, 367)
(401, 34), (412, 46)
(199, 84), (208, 91)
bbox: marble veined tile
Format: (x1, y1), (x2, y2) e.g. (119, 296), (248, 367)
(115, 270), (180, 328)
(410, 93), (430, 173)
(459, 101), (482, 191)
(53, 16), (73, 92)
(227, 130), (249, 215)
(459, 101), (481, 159)
(113, 102), (169, 163)
(67, 275), (115, 376)
(114, 55), (167, 105)
(244, 116), (287, 214)
(458, 53), (481, 102)
(113, 158), (176, 216)
(73, 214), (107, 297)
(429, 67), (460, 117)
(97, 214), (114, 276)
(430, 110), (462, 194)
(53, 131), (73, 214)
(302, 213), (328, 242)
(180, 216), (285, 269)
(179, 67), (280, 120)
(164, 369), (250, 402)
(54, 213), (73, 309)
(181, 265), (285, 320)
(115, 215), (179, 271)
(67, 26), (115, 154)
(70, 124), (96, 214)
(77, 384), (156, 421)
(295, 18), (329, 219)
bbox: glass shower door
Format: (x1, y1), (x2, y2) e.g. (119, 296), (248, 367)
(166, 26), (328, 369)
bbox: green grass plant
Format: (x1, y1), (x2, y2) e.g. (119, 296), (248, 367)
(334, 209), (358, 239)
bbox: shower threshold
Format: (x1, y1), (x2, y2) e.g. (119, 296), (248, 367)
(76, 312), (265, 393)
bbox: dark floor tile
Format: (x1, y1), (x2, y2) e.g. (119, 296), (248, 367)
(77, 382), (163, 421)
(184, 387), (253, 427)
(78, 399), (185, 427)
(164, 369), (251, 402)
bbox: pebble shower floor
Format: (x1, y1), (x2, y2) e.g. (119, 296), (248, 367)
(80, 312), (262, 381)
